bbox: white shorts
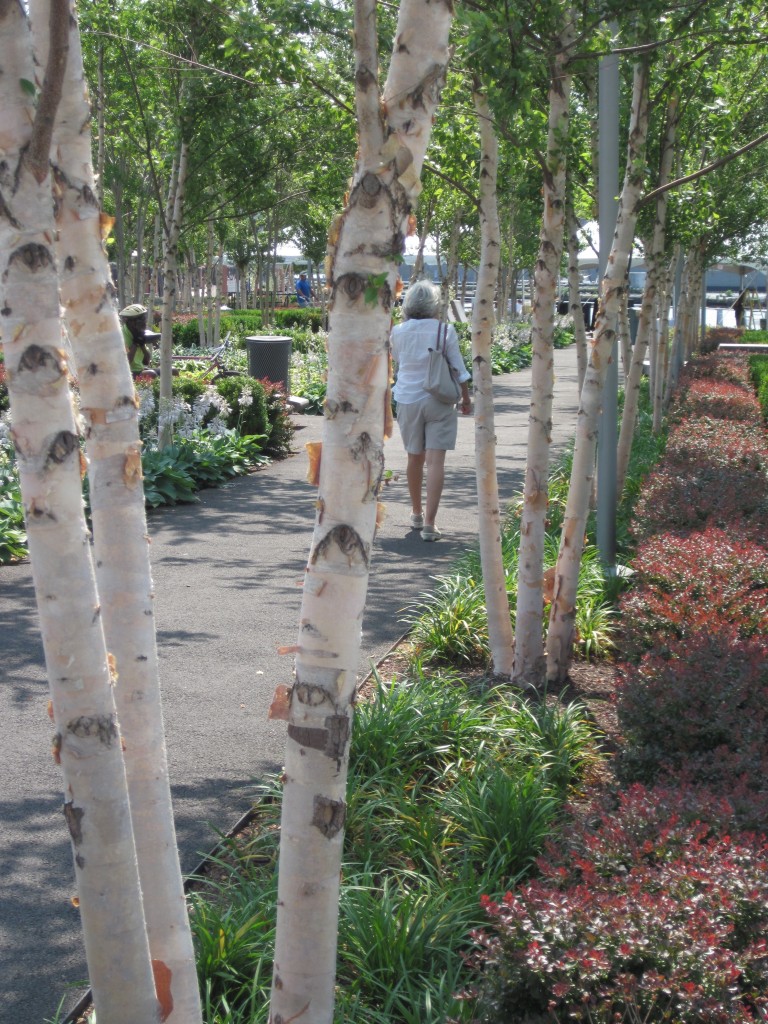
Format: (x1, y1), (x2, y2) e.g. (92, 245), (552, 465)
(396, 395), (458, 453)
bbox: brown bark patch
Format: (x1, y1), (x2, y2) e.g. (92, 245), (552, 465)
(287, 725), (327, 751)
(305, 440), (322, 484)
(66, 714), (118, 747)
(354, 172), (383, 209)
(311, 795), (346, 839)
(17, 343), (67, 384)
(324, 713), (350, 763)
(310, 524), (369, 568)
(294, 683), (330, 706)
(45, 431), (79, 468)
(332, 272), (367, 304)
(63, 801), (85, 845)
(350, 431), (385, 501)
(7, 242), (53, 274)
(269, 685), (291, 721)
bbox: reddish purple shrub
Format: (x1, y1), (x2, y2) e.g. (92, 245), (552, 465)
(539, 783), (745, 880)
(665, 417), (768, 472)
(632, 461), (768, 538)
(679, 353), (753, 388)
(631, 413), (768, 541)
(619, 529), (768, 660)
(671, 378), (762, 424)
(616, 625), (768, 802)
(459, 352), (768, 1024)
(462, 787), (768, 1023)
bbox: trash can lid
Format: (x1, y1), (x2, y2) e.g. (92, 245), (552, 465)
(245, 335), (292, 342)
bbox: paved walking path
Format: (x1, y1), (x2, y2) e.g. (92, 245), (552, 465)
(0, 346), (580, 1024)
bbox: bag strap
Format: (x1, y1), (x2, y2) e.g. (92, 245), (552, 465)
(436, 320), (448, 354)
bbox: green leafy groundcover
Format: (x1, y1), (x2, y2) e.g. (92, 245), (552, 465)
(0, 454), (26, 563)
(141, 432), (268, 508)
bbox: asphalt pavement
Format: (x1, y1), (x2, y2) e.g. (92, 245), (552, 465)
(0, 345), (580, 1024)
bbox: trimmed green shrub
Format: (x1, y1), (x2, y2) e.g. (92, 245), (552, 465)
(273, 307), (325, 332)
(172, 311), (265, 348)
(749, 353), (768, 420)
(213, 375), (270, 439)
(740, 329), (768, 344)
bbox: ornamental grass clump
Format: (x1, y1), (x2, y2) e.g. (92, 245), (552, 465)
(182, 668), (600, 1024)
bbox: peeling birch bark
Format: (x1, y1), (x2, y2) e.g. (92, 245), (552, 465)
(269, 2), (453, 1021)
(42, 2), (202, 1018)
(472, 88), (513, 678)
(546, 58), (650, 684)
(1, 1), (159, 1019)
(513, 15), (575, 688)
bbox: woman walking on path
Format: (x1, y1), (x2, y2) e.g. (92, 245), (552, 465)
(390, 280), (471, 541)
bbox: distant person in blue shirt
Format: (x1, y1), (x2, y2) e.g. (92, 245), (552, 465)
(296, 272), (314, 307)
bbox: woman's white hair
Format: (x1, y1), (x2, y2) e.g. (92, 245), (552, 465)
(402, 279), (440, 320)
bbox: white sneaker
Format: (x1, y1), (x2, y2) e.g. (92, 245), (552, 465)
(410, 513), (424, 529)
(421, 524), (442, 542)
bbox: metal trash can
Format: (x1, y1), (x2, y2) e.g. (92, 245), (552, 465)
(245, 335), (292, 393)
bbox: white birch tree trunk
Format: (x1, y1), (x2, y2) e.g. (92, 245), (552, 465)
(159, 140), (188, 449)
(647, 259), (660, 401)
(472, 88), (514, 678)
(618, 283), (631, 379)
(653, 255), (674, 431)
(148, 212), (161, 319)
(412, 194), (433, 281)
(44, 4), (203, 1018)
(566, 201), (588, 394)
(664, 251), (689, 403)
(215, 240), (224, 344)
(616, 92), (678, 495)
(441, 208), (461, 316)
(1, 1), (160, 1019)
(686, 244), (705, 358)
(546, 58), (650, 684)
(206, 216), (215, 346)
(133, 199), (146, 303)
(269, 2), (452, 1020)
(513, 17), (574, 687)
